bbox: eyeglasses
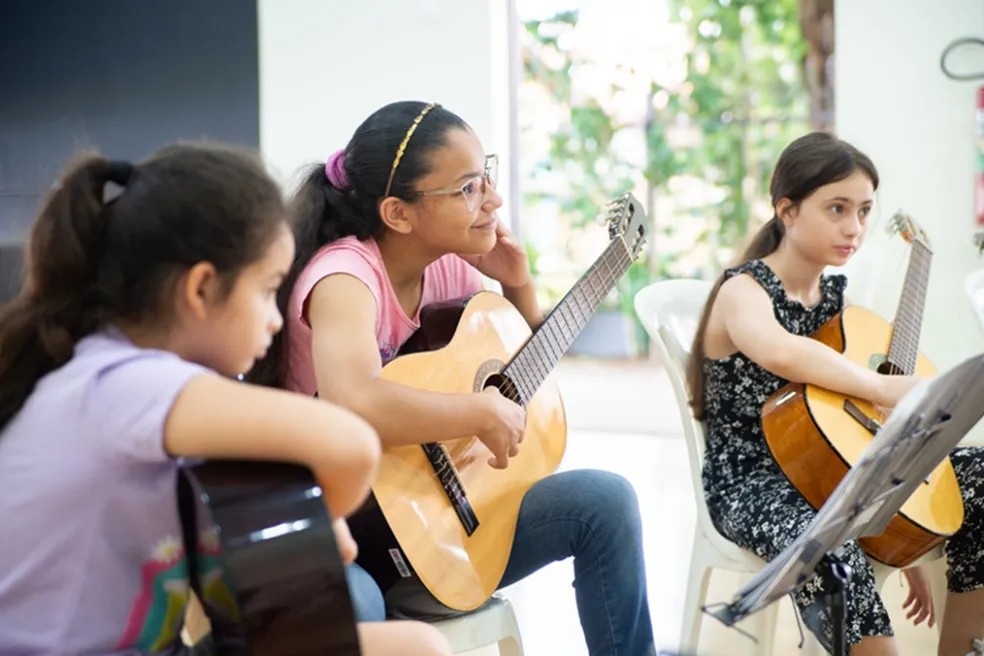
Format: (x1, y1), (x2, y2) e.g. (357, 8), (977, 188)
(408, 154), (498, 213)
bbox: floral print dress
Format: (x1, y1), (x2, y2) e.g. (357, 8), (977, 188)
(700, 259), (984, 652)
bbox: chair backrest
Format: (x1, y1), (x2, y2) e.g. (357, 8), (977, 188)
(967, 269), (984, 335)
(633, 279), (713, 504)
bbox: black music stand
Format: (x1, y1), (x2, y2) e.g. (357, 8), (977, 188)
(705, 353), (984, 655)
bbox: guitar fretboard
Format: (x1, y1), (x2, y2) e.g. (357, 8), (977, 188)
(886, 240), (932, 375)
(501, 237), (633, 404)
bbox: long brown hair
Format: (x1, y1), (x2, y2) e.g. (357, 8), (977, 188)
(0, 144), (284, 432)
(686, 132), (879, 419)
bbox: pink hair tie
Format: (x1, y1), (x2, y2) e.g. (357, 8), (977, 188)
(325, 149), (351, 190)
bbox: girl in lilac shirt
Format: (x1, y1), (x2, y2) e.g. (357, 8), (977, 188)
(0, 144), (450, 655)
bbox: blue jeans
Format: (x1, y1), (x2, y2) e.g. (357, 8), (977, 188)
(499, 470), (654, 656)
(348, 470), (655, 656)
(346, 561), (387, 622)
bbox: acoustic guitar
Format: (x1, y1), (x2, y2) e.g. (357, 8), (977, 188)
(349, 193), (648, 612)
(762, 211), (964, 568)
(179, 460), (361, 655)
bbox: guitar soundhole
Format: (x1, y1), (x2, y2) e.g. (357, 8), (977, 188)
(484, 372), (523, 405)
(877, 360), (905, 376)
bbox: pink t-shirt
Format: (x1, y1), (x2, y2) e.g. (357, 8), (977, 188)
(285, 236), (483, 395)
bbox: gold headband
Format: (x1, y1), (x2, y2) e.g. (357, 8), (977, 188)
(383, 102), (438, 198)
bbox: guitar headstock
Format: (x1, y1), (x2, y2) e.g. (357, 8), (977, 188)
(888, 210), (932, 251)
(605, 192), (648, 260)
(975, 230), (984, 254)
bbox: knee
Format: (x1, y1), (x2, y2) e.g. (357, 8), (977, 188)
(401, 621), (454, 656)
(575, 470), (642, 531)
(357, 620), (452, 656)
(840, 543), (877, 581)
(815, 544), (878, 596)
(346, 564), (386, 622)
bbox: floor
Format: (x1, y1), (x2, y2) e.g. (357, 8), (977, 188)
(459, 357), (950, 656)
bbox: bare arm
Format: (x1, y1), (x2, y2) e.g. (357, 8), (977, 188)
(462, 221), (540, 329)
(163, 375), (379, 519)
(307, 275), (523, 467)
(714, 274), (917, 407)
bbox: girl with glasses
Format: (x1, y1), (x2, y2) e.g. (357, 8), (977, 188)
(250, 100), (656, 656)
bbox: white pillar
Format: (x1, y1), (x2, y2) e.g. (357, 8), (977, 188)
(256, 0), (514, 218)
(835, 0), (984, 378)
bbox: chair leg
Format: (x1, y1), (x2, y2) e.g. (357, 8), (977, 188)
(680, 540), (713, 654)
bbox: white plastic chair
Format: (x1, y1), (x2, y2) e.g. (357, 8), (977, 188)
(967, 269), (984, 335)
(427, 594), (523, 655)
(634, 278), (780, 655)
(634, 279), (947, 655)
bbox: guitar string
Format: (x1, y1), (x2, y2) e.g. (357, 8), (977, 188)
(888, 241), (931, 375)
(502, 237), (632, 404)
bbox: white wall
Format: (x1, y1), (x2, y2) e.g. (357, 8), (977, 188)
(835, 0), (984, 376)
(257, 0), (515, 214)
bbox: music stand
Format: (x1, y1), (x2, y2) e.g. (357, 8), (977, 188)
(706, 353), (984, 655)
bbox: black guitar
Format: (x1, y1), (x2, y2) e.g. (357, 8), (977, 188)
(178, 460), (361, 655)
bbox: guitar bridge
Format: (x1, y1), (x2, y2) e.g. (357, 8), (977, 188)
(843, 400), (930, 485)
(844, 399), (882, 435)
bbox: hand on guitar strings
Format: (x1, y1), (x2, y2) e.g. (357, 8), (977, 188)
(333, 517), (358, 566)
(873, 374), (923, 416)
(476, 386), (526, 469)
(460, 218), (534, 290)
(901, 565), (936, 628)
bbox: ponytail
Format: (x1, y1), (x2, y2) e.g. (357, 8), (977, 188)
(244, 162), (381, 388)
(686, 216), (785, 419)
(247, 100), (470, 388)
(0, 156), (128, 430)
(0, 142), (286, 433)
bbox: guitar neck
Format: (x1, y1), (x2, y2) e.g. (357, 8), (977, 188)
(502, 237), (633, 403)
(887, 240), (932, 375)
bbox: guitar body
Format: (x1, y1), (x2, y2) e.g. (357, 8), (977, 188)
(762, 305), (965, 567)
(180, 460), (361, 655)
(358, 291), (567, 611)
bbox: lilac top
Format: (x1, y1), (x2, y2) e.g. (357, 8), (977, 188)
(0, 330), (208, 654)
